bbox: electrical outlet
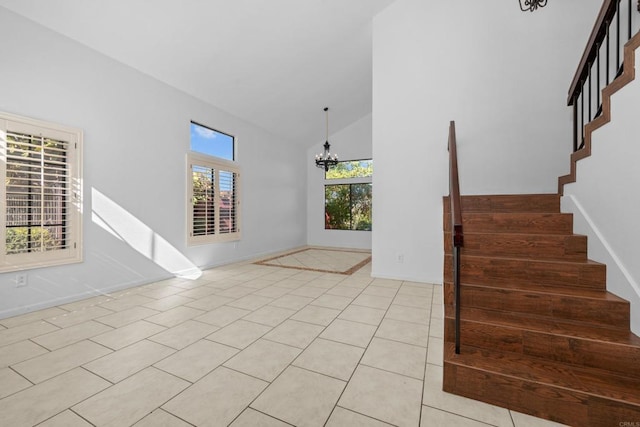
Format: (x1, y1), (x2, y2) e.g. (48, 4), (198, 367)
(397, 254), (404, 263)
(15, 273), (28, 287)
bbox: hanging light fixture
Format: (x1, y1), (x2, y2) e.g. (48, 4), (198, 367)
(518, 0), (547, 12)
(314, 107), (339, 172)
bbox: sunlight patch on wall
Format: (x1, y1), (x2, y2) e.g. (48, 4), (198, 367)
(91, 188), (201, 280)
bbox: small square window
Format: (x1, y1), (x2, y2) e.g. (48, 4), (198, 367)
(190, 122), (234, 160)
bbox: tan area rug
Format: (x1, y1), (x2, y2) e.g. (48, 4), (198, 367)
(255, 248), (371, 275)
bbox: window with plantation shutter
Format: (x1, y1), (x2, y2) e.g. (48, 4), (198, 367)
(187, 152), (240, 244)
(1, 112), (83, 272)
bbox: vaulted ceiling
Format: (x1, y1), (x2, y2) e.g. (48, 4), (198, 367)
(0, 0), (397, 145)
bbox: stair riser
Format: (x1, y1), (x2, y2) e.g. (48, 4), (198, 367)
(443, 212), (574, 235)
(443, 363), (640, 426)
(444, 232), (587, 261)
(444, 194), (560, 213)
(444, 318), (640, 378)
(443, 282), (629, 327)
(444, 255), (606, 290)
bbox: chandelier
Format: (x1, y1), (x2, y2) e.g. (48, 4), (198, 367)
(314, 107), (339, 171)
(519, 0), (547, 12)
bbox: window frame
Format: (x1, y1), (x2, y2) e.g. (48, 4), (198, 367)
(323, 158), (372, 232)
(0, 112), (83, 273)
(186, 150), (241, 246)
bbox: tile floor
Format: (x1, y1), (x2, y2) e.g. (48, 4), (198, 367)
(0, 256), (567, 426)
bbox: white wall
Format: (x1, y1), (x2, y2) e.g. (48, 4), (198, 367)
(562, 47), (640, 334)
(307, 113), (372, 249)
(0, 8), (307, 319)
(371, 0), (602, 283)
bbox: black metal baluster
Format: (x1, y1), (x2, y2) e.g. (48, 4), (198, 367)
(597, 48), (601, 113)
(573, 101), (579, 152)
(588, 66), (592, 121)
(606, 23), (611, 84)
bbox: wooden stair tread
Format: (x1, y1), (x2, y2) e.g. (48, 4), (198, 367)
(445, 194), (561, 213)
(444, 232), (587, 261)
(444, 342), (640, 406)
(444, 279), (626, 301)
(444, 212), (575, 235)
(447, 307), (640, 344)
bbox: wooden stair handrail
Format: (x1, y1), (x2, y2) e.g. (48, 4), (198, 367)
(448, 120), (463, 354)
(448, 121), (463, 247)
(568, 0), (619, 105)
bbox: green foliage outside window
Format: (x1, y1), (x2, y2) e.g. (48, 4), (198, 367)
(325, 160), (373, 180)
(325, 183), (372, 231)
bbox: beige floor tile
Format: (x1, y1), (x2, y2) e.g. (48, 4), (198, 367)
(339, 365), (422, 427)
(148, 320), (219, 350)
(393, 294), (432, 309)
(326, 406), (393, 426)
(206, 319), (271, 349)
(227, 294), (274, 311)
(139, 285), (187, 300)
(251, 366), (345, 427)
(99, 294), (156, 311)
(290, 286), (327, 298)
(326, 286), (363, 298)
(184, 294), (235, 311)
(398, 283), (434, 297)
(320, 319), (377, 348)
(144, 305), (205, 327)
(12, 340), (112, 383)
(45, 305), (114, 328)
(0, 367), (32, 399)
(38, 409), (94, 426)
(58, 295), (113, 312)
(291, 304), (341, 326)
(510, 410), (570, 426)
(142, 294), (194, 311)
(269, 294), (314, 310)
(362, 286), (398, 298)
(155, 340), (238, 382)
(194, 306), (251, 327)
(422, 364), (513, 427)
(427, 336), (443, 366)
(421, 405), (494, 427)
(242, 305), (296, 327)
(163, 366), (268, 427)
(271, 279), (306, 289)
(351, 294), (393, 310)
(263, 319), (324, 349)
(0, 307), (68, 328)
(32, 321), (112, 351)
(176, 285), (217, 300)
(0, 368), (110, 426)
(253, 286), (292, 298)
(311, 294), (353, 310)
(385, 304), (430, 325)
(369, 279), (402, 289)
(215, 286), (256, 299)
(73, 367), (190, 426)
(94, 306), (159, 328)
(361, 337), (426, 380)
(90, 320), (166, 350)
(429, 317), (444, 338)
(84, 339), (176, 383)
(338, 305), (386, 326)
(230, 408), (291, 426)
(0, 340), (49, 368)
(224, 339), (301, 381)
(293, 338), (363, 381)
(0, 320), (60, 347)
(133, 408), (193, 426)
(375, 318), (429, 347)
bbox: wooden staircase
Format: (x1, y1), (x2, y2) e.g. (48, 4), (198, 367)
(443, 194), (640, 426)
